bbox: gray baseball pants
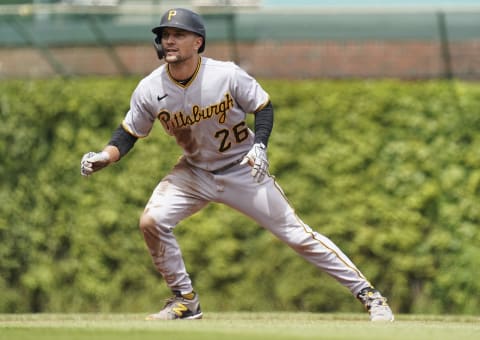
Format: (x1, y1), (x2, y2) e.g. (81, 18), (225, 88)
(140, 157), (371, 297)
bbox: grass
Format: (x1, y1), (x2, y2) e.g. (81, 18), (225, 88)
(1, 313), (479, 340)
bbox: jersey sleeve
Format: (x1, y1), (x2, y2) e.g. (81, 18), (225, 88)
(231, 65), (270, 114)
(122, 81), (156, 138)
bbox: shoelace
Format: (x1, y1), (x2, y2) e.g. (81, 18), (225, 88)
(162, 295), (181, 308)
(367, 296), (388, 310)
(358, 290), (386, 308)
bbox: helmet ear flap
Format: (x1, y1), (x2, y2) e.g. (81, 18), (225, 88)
(153, 35), (164, 60)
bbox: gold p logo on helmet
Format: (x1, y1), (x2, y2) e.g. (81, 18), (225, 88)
(168, 10), (177, 21)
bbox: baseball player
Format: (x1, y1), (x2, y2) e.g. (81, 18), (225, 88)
(80, 8), (394, 321)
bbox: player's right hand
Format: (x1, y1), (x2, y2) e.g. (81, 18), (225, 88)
(80, 151), (110, 176)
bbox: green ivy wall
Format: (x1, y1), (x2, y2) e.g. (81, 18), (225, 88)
(1, 78), (479, 314)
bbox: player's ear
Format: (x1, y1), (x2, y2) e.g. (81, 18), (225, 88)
(194, 35), (203, 51)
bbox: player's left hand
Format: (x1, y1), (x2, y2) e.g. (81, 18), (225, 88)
(241, 143), (269, 182)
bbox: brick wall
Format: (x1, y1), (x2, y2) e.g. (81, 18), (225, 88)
(1, 40), (479, 79)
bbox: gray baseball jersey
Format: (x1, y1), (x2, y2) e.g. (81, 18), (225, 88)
(122, 57), (269, 171)
(125, 56), (372, 298)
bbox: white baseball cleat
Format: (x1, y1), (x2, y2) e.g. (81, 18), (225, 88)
(357, 287), (395, 322)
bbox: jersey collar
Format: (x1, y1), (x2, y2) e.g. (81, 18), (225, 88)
(167, 56), (202, 89)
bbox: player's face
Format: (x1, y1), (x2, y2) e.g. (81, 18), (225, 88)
(161, 27), (203, 64)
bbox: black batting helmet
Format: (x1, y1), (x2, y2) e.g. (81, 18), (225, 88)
(152, 8), (206, 59)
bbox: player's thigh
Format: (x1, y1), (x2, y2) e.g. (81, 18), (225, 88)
(221, 167), (296, 228)
(221, 173), (316, 247)
(143, 162), (209, 229)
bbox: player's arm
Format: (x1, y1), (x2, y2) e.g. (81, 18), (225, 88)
(107, 123), (138, 158)
(241, 101), (274, 182)
(80, 124), (138, 176)
(253, 101), (274, 146)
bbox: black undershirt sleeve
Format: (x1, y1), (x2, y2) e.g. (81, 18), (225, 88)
(107, 124), (138, 158)
(254, 101), (274, 146)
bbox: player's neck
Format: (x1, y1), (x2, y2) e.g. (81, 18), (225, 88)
(168, 55), (200, 83)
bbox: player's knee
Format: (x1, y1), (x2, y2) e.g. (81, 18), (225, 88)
(139, 211), (172, 237)
(139, 212), (156, 234)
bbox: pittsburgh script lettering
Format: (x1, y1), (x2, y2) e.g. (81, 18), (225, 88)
(158, 93), (234, 132)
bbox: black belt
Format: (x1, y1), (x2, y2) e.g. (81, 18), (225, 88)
(210, 158), (243, 174)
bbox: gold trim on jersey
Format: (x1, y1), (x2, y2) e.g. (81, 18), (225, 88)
(167, 56), (202, 88)
(121, 121), (143, 138)
(254, 96), (271, 113)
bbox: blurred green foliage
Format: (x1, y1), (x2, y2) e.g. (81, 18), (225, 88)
(0, 78), (479, 314)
